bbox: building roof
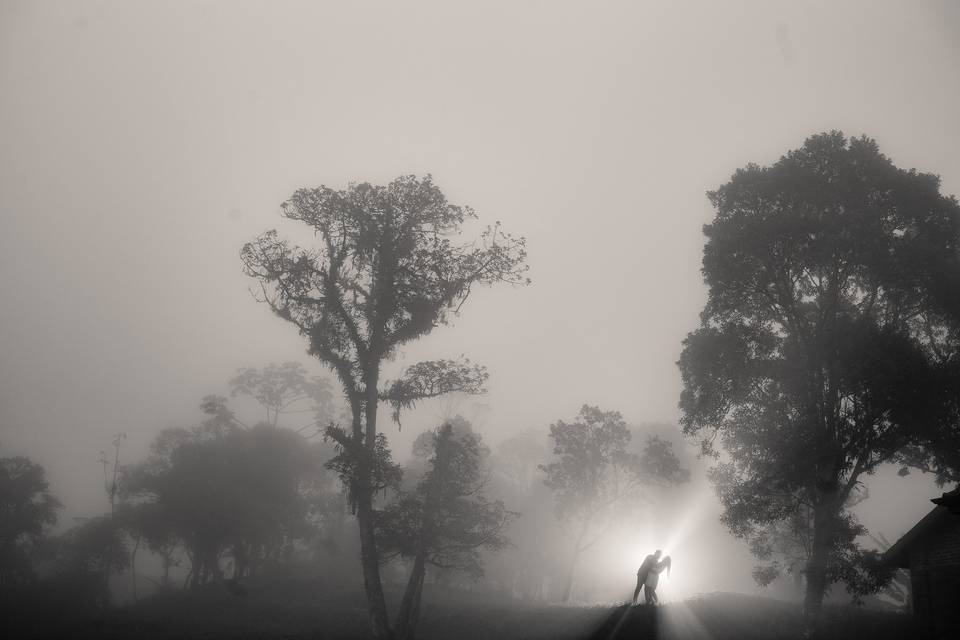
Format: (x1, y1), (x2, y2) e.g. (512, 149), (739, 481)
(884, 487), (960, 569)
(931, 488), (960, 514)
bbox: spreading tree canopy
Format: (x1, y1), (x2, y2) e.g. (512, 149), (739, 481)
(678, 132), (960, 627)
(122, 416), (320, 587)
(241, 175), (528, 638)
(230, 361), (338, 431)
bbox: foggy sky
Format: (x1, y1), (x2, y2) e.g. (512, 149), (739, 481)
(2, 0), (958, 595)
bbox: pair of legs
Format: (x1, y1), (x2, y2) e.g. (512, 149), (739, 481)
(633, 578), (660, 604)
(645, 585), (658, 605)
(633, 575), (645, 605)
(632, 579), (658, 605)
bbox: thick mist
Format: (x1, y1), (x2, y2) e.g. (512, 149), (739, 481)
(2, 0), (958, 629)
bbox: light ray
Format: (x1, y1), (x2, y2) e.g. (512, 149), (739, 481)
(608, 485), (716, 603)
(660, 600), (715, 640)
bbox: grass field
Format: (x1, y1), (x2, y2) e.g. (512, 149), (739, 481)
(7, 577), (916, 640)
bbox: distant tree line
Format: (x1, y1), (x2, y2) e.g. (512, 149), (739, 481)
(2, 365), (689, 640)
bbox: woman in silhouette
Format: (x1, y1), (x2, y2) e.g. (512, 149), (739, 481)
(644, 555), (671, 604)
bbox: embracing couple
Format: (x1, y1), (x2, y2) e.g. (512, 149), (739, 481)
(632, 549), (671, 605)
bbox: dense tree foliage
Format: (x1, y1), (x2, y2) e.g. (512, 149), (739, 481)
(0, 456), (62, 586)
(51, 515), (130, 610)
(122, 416), (325, 587)
(540, 405), (689, 602)
(378, 419), (515, 640)
(678, 132), (960, 628)
(116, 501), (180, 591)
(241, 174), (528, 638)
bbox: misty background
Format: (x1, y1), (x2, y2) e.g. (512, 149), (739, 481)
(2, 0), (958, 600)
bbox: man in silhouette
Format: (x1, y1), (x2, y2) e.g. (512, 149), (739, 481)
(633, 549), (662, 605)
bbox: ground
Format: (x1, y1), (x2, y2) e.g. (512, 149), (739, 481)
(587, 594), (914, 640)
(7, 577), (916, 639)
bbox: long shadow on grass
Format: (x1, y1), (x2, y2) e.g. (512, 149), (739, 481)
(587, 603), (658, 640)
(583, 594), (917, 640)
(585, 596), (789, 640)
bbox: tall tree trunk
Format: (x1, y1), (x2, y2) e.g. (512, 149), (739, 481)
(190, 547), (204, 589)
(561, 548), (580, 603)
(354, 364), (392, 638)
(792, 569), (804, 601)
(100, 566), (111, 610)
(131, 536), (140, 603)
(357, 487), (392, 639)
(162, 551), (172, 588)
(0, 540), (10, 587)
(186, 543), (200, 589)
(234, 542), (248, 579)
(561, 520), (589, 603)
(407, 567), (425, 639)
(803, 499), (837, 635)
(803, 548), (828, 633)
(396, 553), (427, 640)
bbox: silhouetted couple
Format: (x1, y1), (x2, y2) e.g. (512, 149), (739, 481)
(633, 549), (671, 605)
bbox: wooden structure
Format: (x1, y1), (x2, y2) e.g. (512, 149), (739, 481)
(886, 489), (960, 639)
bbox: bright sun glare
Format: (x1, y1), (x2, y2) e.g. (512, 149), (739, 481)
(607, 487), (715, 603)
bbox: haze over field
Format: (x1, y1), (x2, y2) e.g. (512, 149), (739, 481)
(2, 0), (958, 602)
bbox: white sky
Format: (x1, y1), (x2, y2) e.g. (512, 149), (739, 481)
(2, 0), (958, 592)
